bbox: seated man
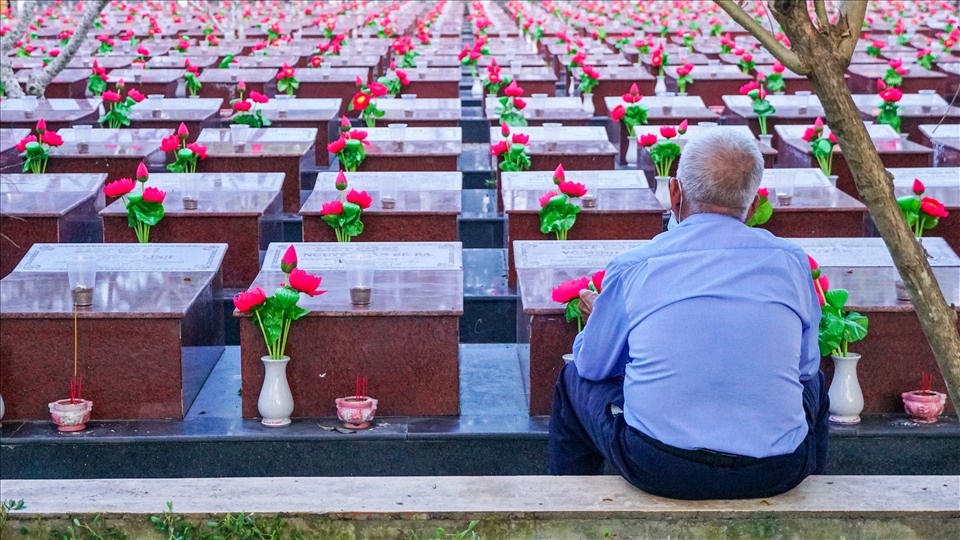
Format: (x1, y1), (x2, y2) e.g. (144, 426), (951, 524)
(549, 128), (828, 500)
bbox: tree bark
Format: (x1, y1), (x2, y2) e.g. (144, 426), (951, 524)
(24, 0), (110, 96)
(0, 0), (39, 98)
(717, 0), (960, 416)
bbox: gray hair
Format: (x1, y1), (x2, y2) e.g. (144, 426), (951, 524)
(675, 128), (764, 219)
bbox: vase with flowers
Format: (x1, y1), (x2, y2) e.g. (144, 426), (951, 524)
(17, 118), (62, 174)
(811, 257), (869, 424)
(233, 245), (325, 426)
(801, 117), (838, 182)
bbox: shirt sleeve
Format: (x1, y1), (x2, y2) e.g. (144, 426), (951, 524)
(798, 258), (823, 382)
(573, 259), (632, 381)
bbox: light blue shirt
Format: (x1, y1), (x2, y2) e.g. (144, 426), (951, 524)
(573, 213), (821, 458)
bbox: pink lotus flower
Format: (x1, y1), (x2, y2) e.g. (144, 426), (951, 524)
(233, 286), (267, 312)
(876, 78), (887, 90)
(40, 131), (62, 146)
(920, 197), (949, 218)
(592, 270), (605, 293)
(102, 90), (121, 102)
(559, 180), (588, 198)
(539, 190), (558, 207)
(490, 140), (509, 155)
(346, 188), (372, 209)
(335, 170), (348, 191)
(913, 178), (925, 195)
(249, 91), (269, 104)
(280, 245), (298, 273)
(514, 97), (527, 109)
(640, 133), (658, 146)
(758, 187), (769, 198)
(511, 133), (529, 145)
(15, 134), (37, 152)
(678, 119), (688, 134)
(136, 161), (149, 180)
(178, 122), (189, 137)
(321, 200), (344, 215)
(801, 127), (817, 142)
(611, 104), (626, 120)
(289, 268), (326, 296)
(501, 123), (510, 137)
(889, 58), (903, 69)
(36, 118), (47, 132)
(504, 80), (524, 97)
(186, 143), (207, 159)
(238, 81), (247, 91)
(772, 61), (785, 73)
(553, 164), (565, 184)
(143, 186), (166, 203)
(813, 117), (825, 131)
(327, 137), (347, 154)
(659, 125), (677, 139)
(879, 87), (903, 102)
(552, 277), (590, 303)
(161, 134), (180, 152)
(127, 88), (145, 102)
(103, 177), (136, 197)
(828, 133), (838, 144)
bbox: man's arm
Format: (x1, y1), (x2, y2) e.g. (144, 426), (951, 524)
(798, 259), (823, 382)
(573, 261), (632, 380)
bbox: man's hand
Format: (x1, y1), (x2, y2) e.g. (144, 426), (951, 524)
(579, 289), (599, 323)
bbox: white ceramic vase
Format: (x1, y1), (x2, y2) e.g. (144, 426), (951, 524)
(258, 356), (294, 426)
(654, 75), (667, 96)
(827, 175), (839, 187)
(828, 354), (864, 424)
(582, 93), (595, 115)
(654, 175), (671, 208)
(759, 134), (773, 147)
(470, 77), (482, 98)
(626, 135), (639, 166)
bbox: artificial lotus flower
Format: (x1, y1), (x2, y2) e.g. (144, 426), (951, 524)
(102, 90), (121, 102)
(39, 131), (63, 146)
(558, 180), (588, 198)
(161, 134), (180, 152)
(920, 197), (950, 218)
(504, 80), (525, 97)
(233, 286), (267, 312)
(335, 171), (349, 191)
(592, 270), (605, 293)
(142, 186), (166, 203)
(280, 246), (298, 273)
(553, 164), (565, 184)
(233, 100), (252, 112)
(539, 190), (558, 207)
(321, 199), (344, 215)
(659, 125), (678, 138)
(611, 104), (626, 121)
(136, 162), (149, 181)
(249, 91), (269, 104)
(511, 133), (530, 145)
(288, 268), (326, 296)
(551, 276), (590, 303)
(346, 188), (373, 209)
(15, 134), (38, 152)
(490, 140), (509, 155)
(102, 178), (136, 197)
(913, 178), (925, 195)
(327, 138), (347, 154)
(639, 133), (658, 146)
(36, 118), (47, 132)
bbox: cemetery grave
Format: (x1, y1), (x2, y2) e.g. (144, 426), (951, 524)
(0, 3), (958, 532)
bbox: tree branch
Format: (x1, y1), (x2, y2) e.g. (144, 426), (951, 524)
(836, 0), (868, 63)
(715, 0), (807, 74)
(0, 61), (25, 98)
(25, 0), (109, 96)
(0, 0), (39, 52)
(813, 0), (829, 31)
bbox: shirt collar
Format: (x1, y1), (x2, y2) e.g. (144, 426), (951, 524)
(677, 212), (744, 228)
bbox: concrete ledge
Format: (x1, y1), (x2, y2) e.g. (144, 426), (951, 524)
(2, 476), (958, 539)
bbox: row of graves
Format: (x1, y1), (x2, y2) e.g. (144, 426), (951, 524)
(0, 0), (958, 476)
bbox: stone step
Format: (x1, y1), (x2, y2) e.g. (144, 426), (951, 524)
(1, 476), (957, 539)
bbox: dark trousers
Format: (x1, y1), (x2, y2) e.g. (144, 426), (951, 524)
(548, 362), (829, 500)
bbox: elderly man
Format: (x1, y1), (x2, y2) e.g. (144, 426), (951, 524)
(548, 129), (829, 500)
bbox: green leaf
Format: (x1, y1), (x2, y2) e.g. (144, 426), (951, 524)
(745, 198), (773, 227)
(274, 286), (300, 310)
(564, 297), (582, 323)
(823, 289), (849, 310)
(132, 200), (165, 226)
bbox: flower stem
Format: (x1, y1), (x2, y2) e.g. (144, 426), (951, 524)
(255, 310), (275, 359)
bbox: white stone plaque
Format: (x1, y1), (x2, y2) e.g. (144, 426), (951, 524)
(631, 124), (754, 141)
(15, 244), (228, 272)
(314, 172), (461, 191)
(887, 168), (960, 188)
(514, 240), (647, 269)
(488, 126), (607, 142)
(503, 170), (647, 190)
(776, 123), (900, 141)
(196, 127), (318, 143)
(365, 127), (462, 142)
(0, 173), (107, 193)
(761, 169), (832, 188)
(790, 238), (959, 267)
(263, 242), (463, 270)
(145, 173), (285, 192)
(919, 124), (960, 139)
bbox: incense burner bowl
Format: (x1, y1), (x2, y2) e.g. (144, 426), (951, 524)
(48, 399), (93, 432)
(335, 396), (378, 429)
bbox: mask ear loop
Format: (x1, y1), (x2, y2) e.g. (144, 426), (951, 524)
(676, 178), (683, 224)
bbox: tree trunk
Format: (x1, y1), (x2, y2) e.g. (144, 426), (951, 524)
(716, 0), (960, 416)
(806, 60), (960, 412)
(0, 0), (39, 98)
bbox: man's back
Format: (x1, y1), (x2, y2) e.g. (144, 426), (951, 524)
(574, 213), (821, 458)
